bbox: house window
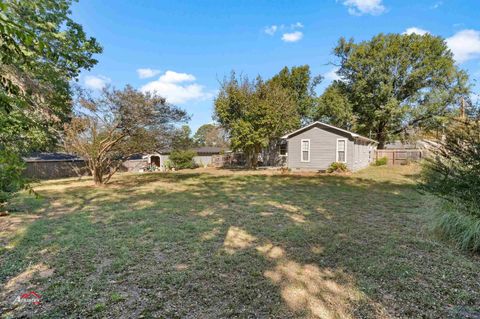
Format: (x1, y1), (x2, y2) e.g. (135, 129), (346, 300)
(301, 139), (310, 162)
(337, 139), (347, 163)
(279, 143), (287, 156)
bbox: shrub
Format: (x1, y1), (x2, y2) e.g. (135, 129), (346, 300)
(327, 162), (348, 173)
(0, 149), (26, 209)
(374, 156), (388, 166)
(164, 159), (173, 170)
(421, 117), (480, 252)
(169, 150), (197, 169)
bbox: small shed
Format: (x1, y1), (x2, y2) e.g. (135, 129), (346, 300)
(282, 121), (378, 171)
(22, 153), (89, 179)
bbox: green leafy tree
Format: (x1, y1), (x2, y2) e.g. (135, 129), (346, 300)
(214, 73), (299, 168)
(63, 86), (188, 185)
(171, 125), (194, 150)
(315, 82), (355, 129)
(334, 33), (468, 148)
(193, 124), (229, 147)
(0, 0), (101, 204)
(0, 149), (26, 210)
(268, 65), (322, 123)
(0, 0), (102, 152)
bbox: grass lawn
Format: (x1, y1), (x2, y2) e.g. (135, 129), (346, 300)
(1, 165), (479, 318)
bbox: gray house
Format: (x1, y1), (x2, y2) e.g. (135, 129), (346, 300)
(282, 121), (378, 172)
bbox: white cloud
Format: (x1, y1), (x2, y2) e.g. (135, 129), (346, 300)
(291, 22), (304, 29)
(403, 27), (429, 35)
(84, 75), (110, 90)
(140, 70), (212, 104)
(264, 25), (278, 36)
(281, 31), (303, 43)
(137, 68), (161, 79)
(446, 29), (480, 63)
(264, 22), (304, 38)
(431, 1), (442, 9)
(159, 70), (196, 83)
(324, 68), (341, 81)
(342, 0), (386, 16)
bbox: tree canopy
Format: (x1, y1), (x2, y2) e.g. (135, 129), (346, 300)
(171, 125), (194, 150)
(63, 86), (188, 184)
(193, 124), (229, 147)
(315, 82), (354, 129)
(214, 73), (299, 168)
(0, 0), (102, 153)
(268, 65), (322, 123)
(0, 0), (102, 207)
(332, 33), (468, 148)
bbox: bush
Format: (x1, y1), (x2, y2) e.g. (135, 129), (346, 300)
(374, 156), (388, 166)
(0, 149), (26, 209)
(421, 117), (480, 252)
(327, 162), (348, 173)
(169, 150), (197, 169)
(164, 159), (173, 171)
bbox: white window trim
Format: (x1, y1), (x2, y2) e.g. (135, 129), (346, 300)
(300, 139), (310, 162)
(279, 143), (288, 157)
(336, 138), (347, 163)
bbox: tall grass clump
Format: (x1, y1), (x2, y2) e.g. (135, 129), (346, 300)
(432, 206), (480, 251)
(374, 156), (388, 166)
(421, 114), (480, 252)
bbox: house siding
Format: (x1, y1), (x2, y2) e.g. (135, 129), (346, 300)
(193, 155), (213, 167)
(352, 141), (375, 171)
(287, 126), (355, 171)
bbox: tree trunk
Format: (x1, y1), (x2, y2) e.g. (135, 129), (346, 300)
(245, 148), (258, 169)
(92, 166), (104, 185)
(376, 129), (387, 149)
(377, 139), (386, 149)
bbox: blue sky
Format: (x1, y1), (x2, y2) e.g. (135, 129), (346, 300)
(72, 0), (480, 133)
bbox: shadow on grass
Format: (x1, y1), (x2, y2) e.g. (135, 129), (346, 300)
(1, 171), (479, 318)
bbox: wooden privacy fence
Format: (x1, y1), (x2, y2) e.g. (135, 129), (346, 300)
(211, 153), (246, 167)
(24, 160), (89, 179)
(375, 149), (423, 165)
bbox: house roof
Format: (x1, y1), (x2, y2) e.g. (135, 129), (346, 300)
(281, 121), (378, 144)
(194, 146), (228, 154)
(156, 146), (228, 155)
(23, 152), (85, 162)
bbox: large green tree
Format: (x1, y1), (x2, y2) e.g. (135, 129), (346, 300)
(214, 73), (299, 168)
(333, 33), (468, 148)
(315, 82), (355, 129)
(268, 65), (322, 123)
(0, 0), (101, 207)
(193, 124), (229, 147)
(0, 0), (102, 153)
(171, 125), (194, 150)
